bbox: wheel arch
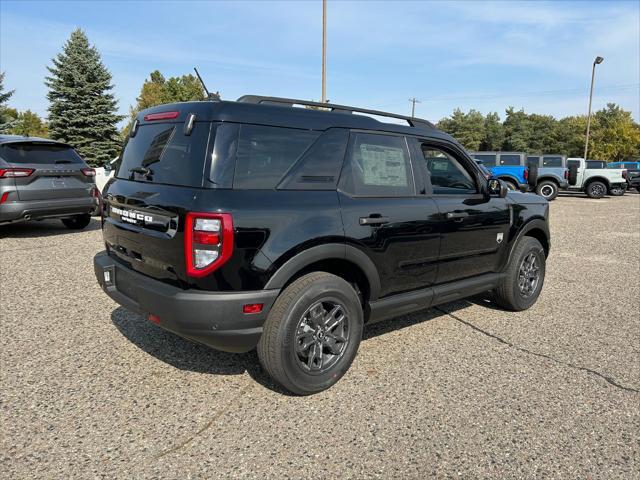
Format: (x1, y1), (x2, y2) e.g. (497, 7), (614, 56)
(536, 176), (560, 186)
(584, 176), (610, 187)
(264, 243), (381, 302)
(505, 219), (550, 269)
(496, 175), (520, 186)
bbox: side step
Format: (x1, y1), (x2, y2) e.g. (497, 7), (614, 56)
(367, 273), (504, 324)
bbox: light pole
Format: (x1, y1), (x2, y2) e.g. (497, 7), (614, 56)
(321, 0), (327, 103)
(409, 97), (421, 117)
(583, 56), (604, 161)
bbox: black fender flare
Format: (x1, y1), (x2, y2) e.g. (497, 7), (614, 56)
(584, 176), (611, 187)
(264, 243), (382, 300)
(496, 175), (520, 186)
(504, 218), (550, 269)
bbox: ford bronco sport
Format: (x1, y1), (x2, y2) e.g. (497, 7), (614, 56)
(94, 96), (550, 395)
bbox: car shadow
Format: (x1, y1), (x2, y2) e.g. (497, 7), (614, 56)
(0, 217), (101, 239)
(111, 298), (479, 395)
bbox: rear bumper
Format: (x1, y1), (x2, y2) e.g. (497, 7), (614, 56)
(0, 196), (97, 224)
(94, 251), (280, 353)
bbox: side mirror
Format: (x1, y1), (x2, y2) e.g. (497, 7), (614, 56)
(103, 162), (112, 172)
(487, 178), (508, 198)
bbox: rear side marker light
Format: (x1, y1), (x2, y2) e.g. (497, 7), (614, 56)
(0, 168), (34, 178)
(0, 191), (10, 204)
(144, 111), (180, 121)
(185, 212), (234, 278)
(524, 169), (529, 180)
(243, 304), (263, 314)
(148, 314), (161, 325)
(82, 168), (96, 177)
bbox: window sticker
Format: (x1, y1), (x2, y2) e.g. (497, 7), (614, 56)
(359, 144), (407, 187)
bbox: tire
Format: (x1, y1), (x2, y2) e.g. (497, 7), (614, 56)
(502, 180), (517, 191)
(585, 181), (606, 199)
(528, 164), (539, 187)
(257, 272), (364, 395)
(61, 214), (91, 230)
(535, 180), (558, 201)
(493, 237), (546, 311)
(609, 185), (626, 196)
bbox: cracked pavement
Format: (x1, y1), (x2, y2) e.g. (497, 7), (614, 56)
(1, 192), (639, 479)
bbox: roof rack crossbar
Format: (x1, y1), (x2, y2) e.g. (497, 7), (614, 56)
(236, 95), (435, 129)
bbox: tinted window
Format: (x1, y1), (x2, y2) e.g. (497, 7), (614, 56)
(542, 156), (563, 167)
(422, 145), (476, 194)
(234, 125), (319, 189)
(499, 154), (521, 166)
(117, 122), (211, 187)
(279, 129), (348, 190)
(527, 156), (540, 168)
(0, 143), (83, 164)
(341, 133), (413, 197)
(586, 160), (605, 169)
(567, 160), (580, 169)
(474, 154), (496, 166)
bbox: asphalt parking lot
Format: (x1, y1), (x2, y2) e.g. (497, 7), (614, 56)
(1, 193), (639, 479)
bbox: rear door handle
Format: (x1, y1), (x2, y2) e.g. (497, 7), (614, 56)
(359, 216), (390, 226)
(446, 212), (469, 221)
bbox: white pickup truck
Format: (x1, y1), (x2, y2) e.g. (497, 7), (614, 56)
(566, 158), (627, 198)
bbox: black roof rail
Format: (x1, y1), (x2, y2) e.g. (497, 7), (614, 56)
(236, 95), (435, 129)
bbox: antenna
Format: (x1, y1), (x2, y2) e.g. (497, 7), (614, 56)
(193, 67), (210, 97)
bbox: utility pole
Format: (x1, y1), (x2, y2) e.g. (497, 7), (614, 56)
(409, 97), (421, 117)
(583, 56), (604, 161)
(321, 0), (327, 103)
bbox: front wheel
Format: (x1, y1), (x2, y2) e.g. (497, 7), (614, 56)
(608, 185), (626, 196)
(257, 272), (364, 395)
(535, 181), (558, 201)
(586, 181), (607, 199)
(502, 180), (517, 191)
(61, 214), (91, 230)
(493, 237), (546, 311)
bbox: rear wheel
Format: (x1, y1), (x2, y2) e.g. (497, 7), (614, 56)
(586, 181), (606, 199)
(535, 180), (558, 201)
(61, 214), (91, 230)
(493, 237), (545, 311)
(257, 272), (364, 395)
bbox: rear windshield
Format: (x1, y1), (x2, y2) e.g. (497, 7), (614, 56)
(542, 156), (563, 167)
(116, 122), (211, 187)
(0, 143), (83, 164)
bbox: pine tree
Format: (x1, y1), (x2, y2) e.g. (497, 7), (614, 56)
(45, 29), (123, 166)
(0, 72), (16, 133)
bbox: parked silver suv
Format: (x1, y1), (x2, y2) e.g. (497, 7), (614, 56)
(0, 135), (98, 229)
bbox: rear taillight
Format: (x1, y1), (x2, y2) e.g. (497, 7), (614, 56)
(184, 212), (234, 278)
(0, 191), (10, 204)
(524, 169), (529, 180)
(81, 168), (96, 177)
(622, 169), (628, 179)
(564, 170), (569, 179)
(144, 111), (180, 121)
(0, 168), (34, 178)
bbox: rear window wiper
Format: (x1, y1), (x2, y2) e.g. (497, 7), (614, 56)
(129, 166), (152, 175)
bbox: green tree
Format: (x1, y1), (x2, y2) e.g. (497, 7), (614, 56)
(527, 113), (559, 153)
(122, 70), (208, 138)
(0, 72), (16, 133)
(590, 103), (640, 161)
(10, 110), (49, 138)
(45, 29), (123, 166)
(502, 107), (532, 152)
(481, 112), (504, 151)
(437, 108), (485, 151)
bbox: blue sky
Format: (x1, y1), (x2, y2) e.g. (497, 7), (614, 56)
(1, 0), (639, 125)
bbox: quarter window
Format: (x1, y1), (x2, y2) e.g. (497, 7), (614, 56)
(499, 154), (521, 166)
(473, 154), (496, 167)
(233, 125), (319, 189)
(340, 133), (414, 197)
(421, 145), (476, 194)
(542, 156), (564, 167)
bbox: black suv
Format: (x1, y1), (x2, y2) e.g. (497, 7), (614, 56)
(94, 97), (550, 395)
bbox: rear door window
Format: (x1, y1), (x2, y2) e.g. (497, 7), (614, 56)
(473, 154), (496, 166)
(0, 143), (83, 164)
(233, 125), (319, 189)
(340, 132), (414, 197)
(117, 122), (211, 187)
(542, 156), (564, 167)
(499, 154), (521, 166)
